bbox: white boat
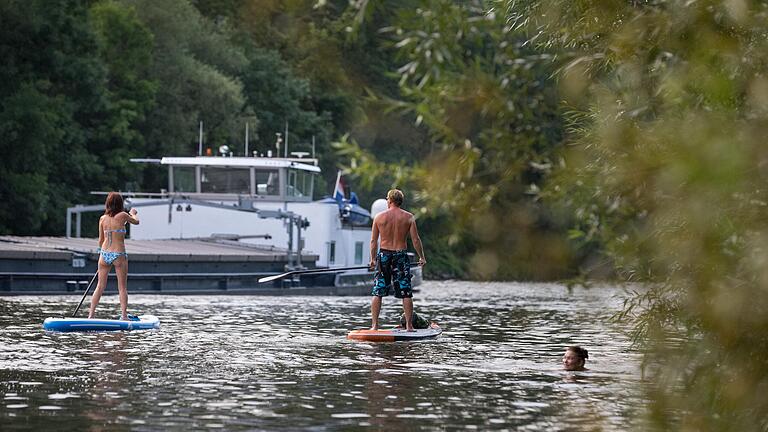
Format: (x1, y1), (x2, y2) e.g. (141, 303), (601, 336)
(95, 154), (422, 288)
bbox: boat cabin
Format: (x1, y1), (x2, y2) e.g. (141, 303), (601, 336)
(160, 156), (320, 201)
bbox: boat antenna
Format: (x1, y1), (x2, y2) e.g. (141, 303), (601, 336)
(284, 120), (289, 158)
(245, 122), (249, 157)
(198, 121), (204, 156)
(312, 135), (316, 159)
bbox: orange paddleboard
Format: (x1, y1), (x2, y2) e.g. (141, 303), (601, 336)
(347, 322), (442, 342)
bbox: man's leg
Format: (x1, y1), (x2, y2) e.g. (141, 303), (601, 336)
(402, 297), (414, 331)
(371, 296), (382, 330)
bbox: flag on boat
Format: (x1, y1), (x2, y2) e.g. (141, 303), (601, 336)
(320, 171), (372, 226)
(333, 171), (346, 203)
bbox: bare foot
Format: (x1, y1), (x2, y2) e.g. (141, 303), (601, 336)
(120, 315), (129, 321)
(406, 327), (416, 332)
(370, 325), (379, 330)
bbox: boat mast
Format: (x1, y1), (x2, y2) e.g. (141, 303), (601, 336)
(244, 122), (249, 157)
(284, 121), (289, 158)
(198, 121), (203, 156)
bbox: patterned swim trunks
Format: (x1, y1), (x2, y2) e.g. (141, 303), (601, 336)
(372, 249), (413, 298)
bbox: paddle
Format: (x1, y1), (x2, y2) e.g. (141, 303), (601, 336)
(72, 270), (99, 317)
(258, 262), (421, 284)
(258, 265), (373, 283)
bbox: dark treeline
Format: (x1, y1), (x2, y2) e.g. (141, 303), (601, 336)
(0, 0), (420, 238)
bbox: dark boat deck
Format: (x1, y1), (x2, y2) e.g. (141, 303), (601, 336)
(0, 236), (372, 295)
(0, 236), (296, 262)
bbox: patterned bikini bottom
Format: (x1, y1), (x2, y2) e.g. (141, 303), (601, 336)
(100, 250), (128, 265)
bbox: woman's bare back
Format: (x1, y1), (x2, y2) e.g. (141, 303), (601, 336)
(100, 214), (128, 251)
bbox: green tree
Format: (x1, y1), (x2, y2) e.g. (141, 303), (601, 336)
(335, 0), (768, 425)
(513, 0), (768, 428)
(335, 0), (569, 279)
(0, 85), (64, 234)
(89, 0), (158, 189)
(239, 46), (331, 159)
(0, 1), (108, 234)
(124, 0), (248, 164)
(194, 0), (424, 195)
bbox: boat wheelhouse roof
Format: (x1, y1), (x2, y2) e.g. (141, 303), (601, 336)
(160, 157), (321, 173)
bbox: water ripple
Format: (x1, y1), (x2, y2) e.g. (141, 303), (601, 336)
(0, 281), (643, 430)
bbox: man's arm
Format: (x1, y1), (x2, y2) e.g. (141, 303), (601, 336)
(369, 217), (380, 269)
(409, 217), (426, 266)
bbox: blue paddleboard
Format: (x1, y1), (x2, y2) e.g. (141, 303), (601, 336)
(43, 315), (160, 332)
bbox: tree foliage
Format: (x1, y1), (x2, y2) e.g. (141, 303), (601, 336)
(0, 1), (108, 234)
(331, 0), (768, 426)
(0, 0), (362, 233)
(335, 0), (570, 279)
(124, 0), (247, 160)
(521, 0), (768, 428)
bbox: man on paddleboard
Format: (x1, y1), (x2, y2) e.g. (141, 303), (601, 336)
(368, 189), (426, 331)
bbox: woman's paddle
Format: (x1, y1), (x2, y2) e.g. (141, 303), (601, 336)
(72, 270), (99, 317)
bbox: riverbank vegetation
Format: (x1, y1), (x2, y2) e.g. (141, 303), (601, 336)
(338, 0), (768, 429)
(2, 1), (767, 427)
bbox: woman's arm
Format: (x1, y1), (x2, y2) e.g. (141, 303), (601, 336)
(125, 208), (140, 225)
(97, 216), (104, 249)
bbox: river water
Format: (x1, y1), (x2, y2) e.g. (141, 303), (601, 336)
(0, 281), (644, 431)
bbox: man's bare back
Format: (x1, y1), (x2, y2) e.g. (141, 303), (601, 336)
(374, 207), (414, 251)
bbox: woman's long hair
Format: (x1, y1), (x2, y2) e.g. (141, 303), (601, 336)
(104, 192), (125, 217)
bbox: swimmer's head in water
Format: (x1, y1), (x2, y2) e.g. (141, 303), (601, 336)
(563, 346), (588, 371)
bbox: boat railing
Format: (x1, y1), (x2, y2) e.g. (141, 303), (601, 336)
(89, 191), (170, 198)
(66, 196), (310, 272)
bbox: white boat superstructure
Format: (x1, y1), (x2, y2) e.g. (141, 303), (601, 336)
(65, 154), (423, 289)
(128, 156), (373, 270)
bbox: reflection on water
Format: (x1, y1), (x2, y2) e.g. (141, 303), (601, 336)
(0, 281), (644, 430)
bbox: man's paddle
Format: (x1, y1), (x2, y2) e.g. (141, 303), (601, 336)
(72, 270), (99, 317)
(258, 262), (421, 284)
(258, 265), (373, 284)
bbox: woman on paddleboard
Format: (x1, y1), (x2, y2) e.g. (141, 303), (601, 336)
(88, 192), (140, 320)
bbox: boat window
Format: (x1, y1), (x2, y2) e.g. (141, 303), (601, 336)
(355, 242), (364, 264)
(329, 241), (336, 265)
(200, 167), (250, 194)
(173, 166), (196, 192)
(255, 169), (280, 196)
(287, 169), (313, 198)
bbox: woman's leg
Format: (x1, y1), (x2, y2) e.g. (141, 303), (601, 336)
(88, 258), (111, 318)
(114, 257), (129, 320)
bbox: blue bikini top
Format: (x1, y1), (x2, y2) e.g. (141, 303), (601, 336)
(103, 225), (127, 248)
